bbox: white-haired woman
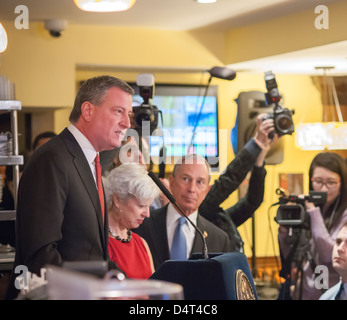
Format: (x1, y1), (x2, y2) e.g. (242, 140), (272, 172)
(103, 163), (161, 279)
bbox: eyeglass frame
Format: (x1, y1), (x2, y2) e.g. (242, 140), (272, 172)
(311, 178), (341, 190)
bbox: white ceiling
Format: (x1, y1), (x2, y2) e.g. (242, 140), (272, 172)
(229, 40), (347, 76)
(1, 0), (346, 75)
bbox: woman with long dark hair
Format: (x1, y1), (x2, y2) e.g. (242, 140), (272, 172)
(279, 152), (347, 299)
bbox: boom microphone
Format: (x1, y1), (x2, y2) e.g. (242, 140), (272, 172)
(147, 170), (209, 259)
(208, 66), (236, 81)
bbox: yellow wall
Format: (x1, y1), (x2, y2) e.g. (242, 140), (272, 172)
(0, 21), (225, 109)
(0, 12), (328, 258)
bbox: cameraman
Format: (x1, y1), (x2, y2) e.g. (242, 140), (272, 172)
(278, 152), (347, 299)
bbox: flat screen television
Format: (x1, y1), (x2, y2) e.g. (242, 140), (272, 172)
(130, 83), (219, 170)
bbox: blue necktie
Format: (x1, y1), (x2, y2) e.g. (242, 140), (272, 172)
(336, 283), (346, 300)
(171, 217), (187, 260)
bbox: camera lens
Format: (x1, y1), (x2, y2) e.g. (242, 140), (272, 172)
(132, 104), (159, 135)
(276, 115), (292, 131)
(135, 112), (151, 127)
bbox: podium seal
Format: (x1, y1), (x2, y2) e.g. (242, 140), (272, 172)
(235, 269), (256, 300)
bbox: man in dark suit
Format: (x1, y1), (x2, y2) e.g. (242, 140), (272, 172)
(135, 154), (230, 270)
(320, 222), (347, 300)
(6, 76), (134, 299)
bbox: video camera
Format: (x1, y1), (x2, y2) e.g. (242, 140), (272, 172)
(274, 190), (327, 227)
(263, 71), (295, 139)
(132, 74), (159, 135)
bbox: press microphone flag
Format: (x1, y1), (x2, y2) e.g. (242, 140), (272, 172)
(147, 170), (208, 259)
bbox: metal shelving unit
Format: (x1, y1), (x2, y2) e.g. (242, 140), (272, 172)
(0, 100), (23, 221)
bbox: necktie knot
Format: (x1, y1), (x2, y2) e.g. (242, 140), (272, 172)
(95, 154), (101, 167)
(178, 216), (186, 226)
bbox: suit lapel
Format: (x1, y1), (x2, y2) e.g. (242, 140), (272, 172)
(150, 206), (170, 261)
(192, 215), (208, 253)
(60, 128), (106, 252)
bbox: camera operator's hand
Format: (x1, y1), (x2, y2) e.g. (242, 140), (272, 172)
(285, 194), (316, 211)
(254, 113), (278, 166)
(294, 194), (317, 211)
(254, 113), (277, 148)
(305, 200), (316, 211)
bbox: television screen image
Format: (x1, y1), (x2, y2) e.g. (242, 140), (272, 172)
(131, 84), (219, 168)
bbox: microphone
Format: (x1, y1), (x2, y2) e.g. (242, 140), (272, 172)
(148, 170), (209, 259)
(208, 66), (236, 81)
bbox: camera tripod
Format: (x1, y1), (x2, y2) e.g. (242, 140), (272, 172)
(278, 226), (317, 300)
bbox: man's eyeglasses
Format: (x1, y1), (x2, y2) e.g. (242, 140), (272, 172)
(311, 178), (340, 190)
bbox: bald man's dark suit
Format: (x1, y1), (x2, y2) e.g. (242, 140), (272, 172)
(134, 205), (230, 270)
(6, 128), (115, 299)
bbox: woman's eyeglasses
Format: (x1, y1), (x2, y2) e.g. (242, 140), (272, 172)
(311, 178), (340, 190)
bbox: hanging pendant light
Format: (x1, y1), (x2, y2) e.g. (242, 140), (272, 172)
(0, 23), (8, 53)
(74, 0), (136, 12)
(296, 66), (347, 150)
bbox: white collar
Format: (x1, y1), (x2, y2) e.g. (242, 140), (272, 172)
(167, 203), (198, 232)
(68, 123), (97, 165)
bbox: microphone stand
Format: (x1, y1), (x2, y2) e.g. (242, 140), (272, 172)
(148, 171), (209, 259)
(187, 76), (212, 154)
(187, 67), (236, 154)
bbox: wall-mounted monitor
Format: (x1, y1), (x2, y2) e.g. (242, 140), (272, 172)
(130, 83), (219, 170)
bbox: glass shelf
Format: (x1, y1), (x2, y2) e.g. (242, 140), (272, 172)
(0, 155), (23, 166)
(0, 210), (16, 221)
(0, 100), (21, 111)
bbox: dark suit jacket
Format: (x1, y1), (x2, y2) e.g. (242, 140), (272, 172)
(134, 205), (230, 270)
(7, 128), (111, 299)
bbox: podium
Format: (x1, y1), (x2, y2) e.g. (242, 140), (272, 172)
(150, 252), (257, 300)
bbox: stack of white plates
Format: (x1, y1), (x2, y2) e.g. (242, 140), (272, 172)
(0, 75), (15, 100)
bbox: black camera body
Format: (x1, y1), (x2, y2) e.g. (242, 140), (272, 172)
(275, 191), (327, 226)
(133, 74), (159, 135)
(263, 71), (295, 138)
(262, 106), (295, 138)
(132, 104), (159, 135)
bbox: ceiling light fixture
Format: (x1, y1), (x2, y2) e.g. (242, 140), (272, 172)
(73, 0), (136, 12)
(196, 0), (217, 3)
(0, 23), (8, 53)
